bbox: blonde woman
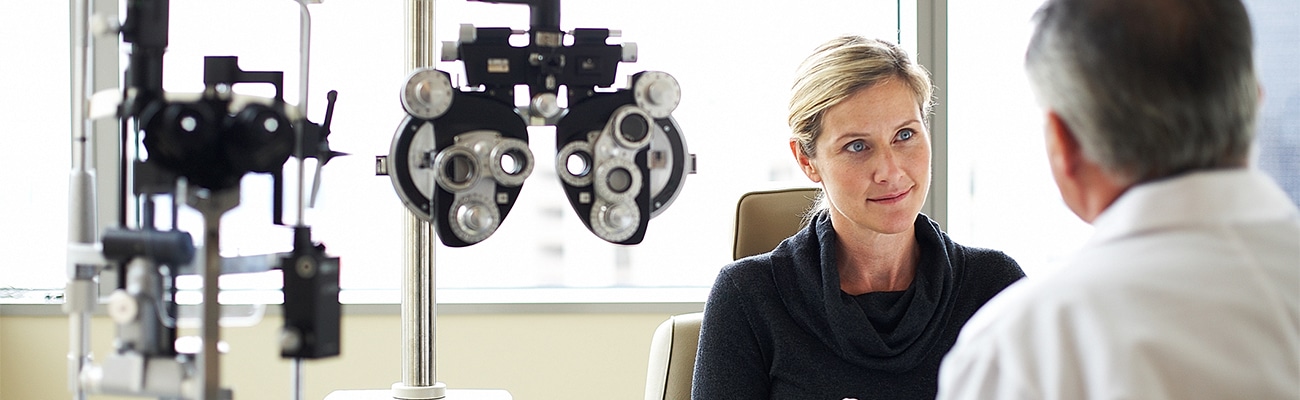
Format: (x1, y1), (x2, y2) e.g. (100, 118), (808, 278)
(692, 36), (1024, 399)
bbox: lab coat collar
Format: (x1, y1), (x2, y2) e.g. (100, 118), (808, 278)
(1088, 169), (1299, 246)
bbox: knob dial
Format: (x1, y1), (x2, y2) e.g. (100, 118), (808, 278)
(400, 68), (455, 119)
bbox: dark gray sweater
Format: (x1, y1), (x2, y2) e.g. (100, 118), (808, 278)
(692, 212), (1024, 399)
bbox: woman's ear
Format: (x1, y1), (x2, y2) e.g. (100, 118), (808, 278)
(790, 139), (821, 182)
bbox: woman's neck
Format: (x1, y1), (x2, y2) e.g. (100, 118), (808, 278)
(835, 224), (920, 295)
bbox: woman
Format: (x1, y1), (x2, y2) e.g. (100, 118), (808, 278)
(691, 35), (1026, 399)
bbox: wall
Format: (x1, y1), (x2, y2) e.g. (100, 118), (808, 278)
(1, 311), (679, 400)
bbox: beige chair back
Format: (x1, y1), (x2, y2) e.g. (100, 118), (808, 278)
(732, 187), (820, 260)
(643, 187), (820, 400)
(643, 312), (703, 400)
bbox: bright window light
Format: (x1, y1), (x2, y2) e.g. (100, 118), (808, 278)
(2, 1), (71, 291)
(946, 0), (1093, 276)
(161, 1), (906, 292)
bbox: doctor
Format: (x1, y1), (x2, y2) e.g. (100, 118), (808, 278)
(938, 0), (1300, 399)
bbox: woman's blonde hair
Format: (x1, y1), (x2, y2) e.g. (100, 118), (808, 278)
(789, 35), (934, 157)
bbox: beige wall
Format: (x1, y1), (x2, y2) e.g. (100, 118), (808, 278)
(1, 311), (677, 400)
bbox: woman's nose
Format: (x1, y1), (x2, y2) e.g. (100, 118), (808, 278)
(871, 149), (904, 184)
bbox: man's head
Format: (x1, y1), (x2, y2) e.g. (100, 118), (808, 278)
(1027, 0), (1259, 221)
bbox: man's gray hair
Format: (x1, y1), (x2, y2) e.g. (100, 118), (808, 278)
(1025, 0), (1258, 185)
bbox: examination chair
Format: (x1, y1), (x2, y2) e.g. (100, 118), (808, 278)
(643, 187), (820, 400)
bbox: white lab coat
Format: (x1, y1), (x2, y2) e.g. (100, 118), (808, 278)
(938, 169), (1300, 400)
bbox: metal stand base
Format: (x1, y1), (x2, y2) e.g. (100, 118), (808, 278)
(392, 381), (447, 399)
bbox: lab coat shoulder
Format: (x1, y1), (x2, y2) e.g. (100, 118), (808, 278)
(938, 258), (1124, 400)
(940, 171), (1300, 400)
(941, 232), (1300, 400)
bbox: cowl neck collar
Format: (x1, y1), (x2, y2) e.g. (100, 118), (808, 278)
(771, 211), (958, 371)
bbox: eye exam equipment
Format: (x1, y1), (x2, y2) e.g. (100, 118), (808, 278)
(345, 0), (695, 398)
(65, 0), (343, 399)
(62, 0), (693, 399)
(379, 0), (697, 247)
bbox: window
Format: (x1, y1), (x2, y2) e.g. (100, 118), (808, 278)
(946, 0), (1094, 276)
(1247, 0), (1300, 205)
(3, 1), (908, 296)
(2, 1), (71, 291)
(11, 1), (1292, 300)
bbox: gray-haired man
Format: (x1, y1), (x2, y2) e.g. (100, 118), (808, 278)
(937, 0), (1300, 398)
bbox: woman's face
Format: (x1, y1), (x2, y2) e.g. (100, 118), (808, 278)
(794, 78), (931, 236)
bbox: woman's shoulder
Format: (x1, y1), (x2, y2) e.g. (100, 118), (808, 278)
(917, 215), (1022, 277)
(949, 243), (1027, 286)
(958, 245), (1021, 269)
(714, 239), (811, 294)
(718, 252), (779, 283)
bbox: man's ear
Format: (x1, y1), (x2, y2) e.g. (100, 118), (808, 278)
(1045, 111), (1082, 179)
(1044, 110), (1130, 223)
(790, 140), (821, 183)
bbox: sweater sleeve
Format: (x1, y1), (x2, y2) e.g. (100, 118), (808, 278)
(692, 264), (771, 400)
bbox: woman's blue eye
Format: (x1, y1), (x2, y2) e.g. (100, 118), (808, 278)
(897, 129), (915, 141)
(846, 141), (866, 152)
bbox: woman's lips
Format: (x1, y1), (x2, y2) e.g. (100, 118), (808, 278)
(868, 187), (911, 204)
